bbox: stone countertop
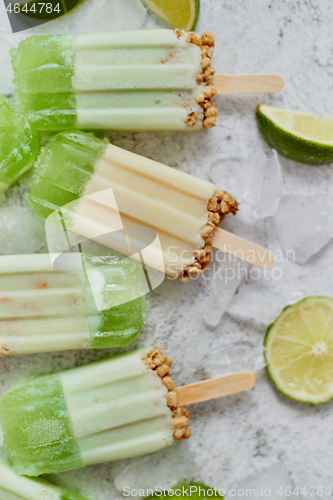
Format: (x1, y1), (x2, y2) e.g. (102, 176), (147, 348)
(0, 0), (333, 498)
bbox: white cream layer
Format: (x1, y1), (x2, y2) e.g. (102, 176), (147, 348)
(73, 30), (205, 131)
(61, 347), (174, 464)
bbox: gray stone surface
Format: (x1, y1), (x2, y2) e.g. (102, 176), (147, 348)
(1, 0), (333, 498)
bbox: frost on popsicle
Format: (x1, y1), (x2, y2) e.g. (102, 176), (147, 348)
(29, 131), (238, 281)
(0, 252), (146, 355)
(0, 96), (38, 195)
(0, 347), (189, 476)
(11, 30), (217, 132)
(0, 456), (89, 500)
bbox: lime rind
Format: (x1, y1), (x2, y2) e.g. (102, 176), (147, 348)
(264, 296), (333, 404)
(257, 104), (333, 165)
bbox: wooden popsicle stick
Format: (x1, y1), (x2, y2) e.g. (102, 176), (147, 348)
(212, 227), (276, 270)
(177, 371), (256, 406)
(213, 74), (284, 94)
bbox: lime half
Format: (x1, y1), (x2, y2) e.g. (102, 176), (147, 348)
(257, 104), (333, 165)
(265, 296), (333, 404)
(141, 0), (199, 31)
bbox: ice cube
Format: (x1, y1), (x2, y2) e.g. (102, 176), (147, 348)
(203, 255), (248, 327)
(227, 461), (297, 499)
(202, 341), (266, 377)
(0, 206), (47, 255)
(254, 150), (282, 219)
(274, 195), (332, 264)
(228, 284), (306, 325)
(114, 445), (194, 495)
(213, 17), (243, 74)
(0, 35), (16, 94)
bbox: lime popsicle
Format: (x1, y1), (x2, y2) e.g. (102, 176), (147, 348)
(11, 29), (217, 132)
(0, 252), (146, 355)
(0, 347), (190, 476)
(0, 96), (38, 195)
(0, 457), (89, 500)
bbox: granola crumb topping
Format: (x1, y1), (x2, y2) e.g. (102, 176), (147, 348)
(179, 191), (239, 282)
(185, 111), (198, 126)
(143, 346), (191, 440)
(185, 30), (218, 128)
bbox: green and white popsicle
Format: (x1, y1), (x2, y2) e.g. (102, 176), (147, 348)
(0, 252), (146, 355)
(11, 29), (217, 132)
(0, 347), (191, 476)
(0, 96), (38, 195)
(0, 457), (89, 500)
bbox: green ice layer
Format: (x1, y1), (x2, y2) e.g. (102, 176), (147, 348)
(0, 348), (174, 476)
(11, 35), (76, 131)
(0, 96), (38, 194)
(11, 30), (207, 132)
(0, 457), (89, 500)
(0, 252), (146, 355)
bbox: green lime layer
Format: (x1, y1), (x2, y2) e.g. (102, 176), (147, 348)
(82, 252), (147, 349)
(0, 96), (38, 194)
(29, 131), (107, 219)
(11, 35), (76, 132)
(0, 374), (82, 476)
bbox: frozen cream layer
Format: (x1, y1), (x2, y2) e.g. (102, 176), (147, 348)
(0, 253), (146, 355)
(0, 96), (38, 194)
(0, 347), (189, 476)
(0, 457), (89, 500)
(29, 132), (238, 279)
(11, 30), (217, 132)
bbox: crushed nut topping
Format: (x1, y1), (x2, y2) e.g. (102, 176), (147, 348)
(175, 29), (184, 39)
(143, 347), (191, 440)
(179, 191), (239, 282)
(184, 30), (218, 128)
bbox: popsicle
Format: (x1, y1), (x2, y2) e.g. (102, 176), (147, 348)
(0, 96), (38, 195)
(10, 29), (284, 133)
(0, 457), (89, 500)
(0, 252), (146, 355)
(29, 131), (275, 280)
(0, 346), (256, 476)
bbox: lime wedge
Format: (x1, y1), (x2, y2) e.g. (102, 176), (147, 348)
(141, 0), (199, 31)
(257, 104), (333, 165)
(265, 296), (333, 404)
